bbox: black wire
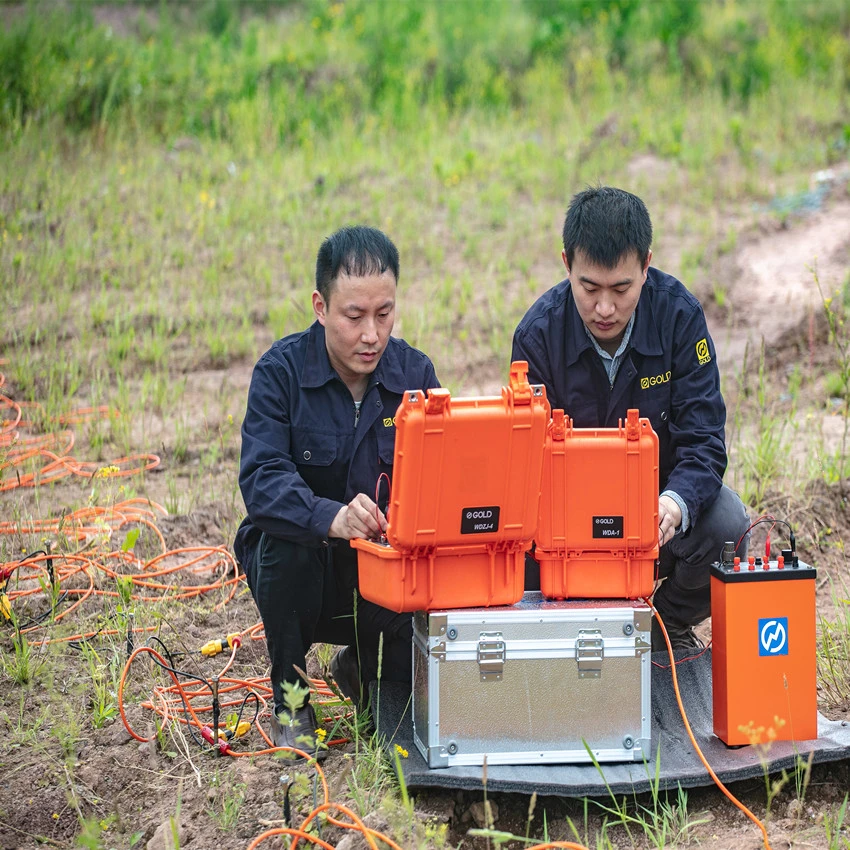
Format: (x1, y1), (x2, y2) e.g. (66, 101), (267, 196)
(14, 592), (69, 629)
(722, 517), (796, 563)
(230, 690), (261, 732)
(17, 550), (48, 564)
(138, 637), (213, 751)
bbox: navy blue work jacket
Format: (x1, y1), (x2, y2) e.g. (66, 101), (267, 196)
(235, 321), (439, 565)
(511, 267), (727, 529)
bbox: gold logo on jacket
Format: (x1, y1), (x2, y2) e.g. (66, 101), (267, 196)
(640, 371), (671, 390)
(383, 417), (396, 427)
(696, 338), (711, 365)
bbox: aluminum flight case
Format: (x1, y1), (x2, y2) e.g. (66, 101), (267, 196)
(413, 593), (652, 768)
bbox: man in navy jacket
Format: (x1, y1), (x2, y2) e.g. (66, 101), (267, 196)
(512, 187), (750, 651)
(236, 226), (439, 753)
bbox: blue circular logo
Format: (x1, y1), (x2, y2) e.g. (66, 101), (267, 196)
(760, 619), (788, 654)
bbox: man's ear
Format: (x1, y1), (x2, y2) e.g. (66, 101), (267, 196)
(643, 248), (653, 276)
(561, 249), (570, 276)
(312, 290), (327, 325)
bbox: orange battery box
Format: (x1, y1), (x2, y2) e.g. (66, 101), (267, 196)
(711, 555), (818, 745)
(534, 409), (659, 599)
(353, 362), (550, 613)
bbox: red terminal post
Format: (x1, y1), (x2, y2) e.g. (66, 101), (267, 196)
(733, 557), (740, 572)
(748, 555), (755, 571)
(762, 560), (769, 570)
(778, 555), (785, 570)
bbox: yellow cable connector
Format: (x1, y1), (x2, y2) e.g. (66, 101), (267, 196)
(213, 721), (251, 741)
(227, 721), (251, 739)
(201, 638), (225, 657)
(200, 633), (243, 657)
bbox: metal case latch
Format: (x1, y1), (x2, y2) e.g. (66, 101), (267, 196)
(576, 629), (604, 678)
(477, 632), (505, 681)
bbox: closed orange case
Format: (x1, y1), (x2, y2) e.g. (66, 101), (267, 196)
(534, 408), (659, 599)
(353, 362), (550, 613)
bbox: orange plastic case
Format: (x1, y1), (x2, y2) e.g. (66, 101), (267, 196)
(353, 362), (550, 613)
(711, 557), (818, 745)
(534, 409), (659, 599)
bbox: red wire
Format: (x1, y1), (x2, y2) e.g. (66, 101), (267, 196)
(736, 513), (776, 551)
(374, 472), (391, 531)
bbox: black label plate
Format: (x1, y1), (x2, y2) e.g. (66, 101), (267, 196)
(461, 506), (500, 534)
(593, 516), (623, 538)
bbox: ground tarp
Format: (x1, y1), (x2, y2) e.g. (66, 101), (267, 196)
(374, 650), (850, 796)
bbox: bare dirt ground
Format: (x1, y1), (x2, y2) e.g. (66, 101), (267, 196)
(2, 186), (850, 849)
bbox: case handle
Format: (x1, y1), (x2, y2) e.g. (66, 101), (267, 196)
(625, 408), (641, 441)
(425, 387), (451, 414)
(509, 360), (532, 405)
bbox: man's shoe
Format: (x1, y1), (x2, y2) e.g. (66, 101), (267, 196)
(330, 646), (363, 708)
(651, 618), (705, 653)
(269, 703), (327, 760)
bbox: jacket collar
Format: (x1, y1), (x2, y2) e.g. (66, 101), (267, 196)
(300, 321), (409, 393)
(563, 269), (665, 366)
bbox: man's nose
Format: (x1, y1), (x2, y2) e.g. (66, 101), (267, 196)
(361, 318), (379, 343)
(596, 297), (615, 318)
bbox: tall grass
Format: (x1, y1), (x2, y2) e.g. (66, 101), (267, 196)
(1, 0), (849, 146)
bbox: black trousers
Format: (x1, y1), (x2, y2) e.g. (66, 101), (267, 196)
(242, 533), (413, 712)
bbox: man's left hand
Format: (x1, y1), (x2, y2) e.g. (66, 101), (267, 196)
(658, 495), (682, 547)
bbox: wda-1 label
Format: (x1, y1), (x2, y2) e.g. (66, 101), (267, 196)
(461, 506), (500, 534)
(593, 516), (624, 538)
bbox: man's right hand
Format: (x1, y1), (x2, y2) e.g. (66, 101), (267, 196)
(329, 494), (387, 541)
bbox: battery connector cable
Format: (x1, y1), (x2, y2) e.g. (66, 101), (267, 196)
(0, 383), (160, 492)
(644, 602), (773, 850)
(1, 541), (242, 645)
(117, 634), (420, 850)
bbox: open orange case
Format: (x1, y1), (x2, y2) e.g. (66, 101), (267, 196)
(534, 408), (659, 599)
(353, 362), (550, 613)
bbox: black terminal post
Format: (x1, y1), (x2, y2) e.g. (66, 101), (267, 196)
(722, 541), (736, 567)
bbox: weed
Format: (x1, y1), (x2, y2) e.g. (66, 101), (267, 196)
(580, 742), (710, 848)
(733, 343), (792, 510)
(207, 772), (246, 831)
(1, 610), (40, 685)
(818, 578), (850, 709)
(79, 643), (119, 729)
(814, 267), (850, 494)
(824, 794), (850, 850)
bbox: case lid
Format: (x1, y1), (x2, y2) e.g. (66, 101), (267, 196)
(536, 408), (659, 554)
(385, 361), (550, 552)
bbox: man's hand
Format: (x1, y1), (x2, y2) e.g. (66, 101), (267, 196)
(658, 495), (682, 547)
(329, 493), (387, 541)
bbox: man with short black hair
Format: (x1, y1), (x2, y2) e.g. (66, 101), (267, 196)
(236, 226), (439, 754)
(512, 186), (750, 651)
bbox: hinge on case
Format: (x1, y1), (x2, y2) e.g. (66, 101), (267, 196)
(431, 640), (446, 662)
(477, 632), (505, 681)
(576, 629), (604, 678)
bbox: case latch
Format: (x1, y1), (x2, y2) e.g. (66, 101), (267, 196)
(477, 632), (505, 681)
(576, 629), (604, 678)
